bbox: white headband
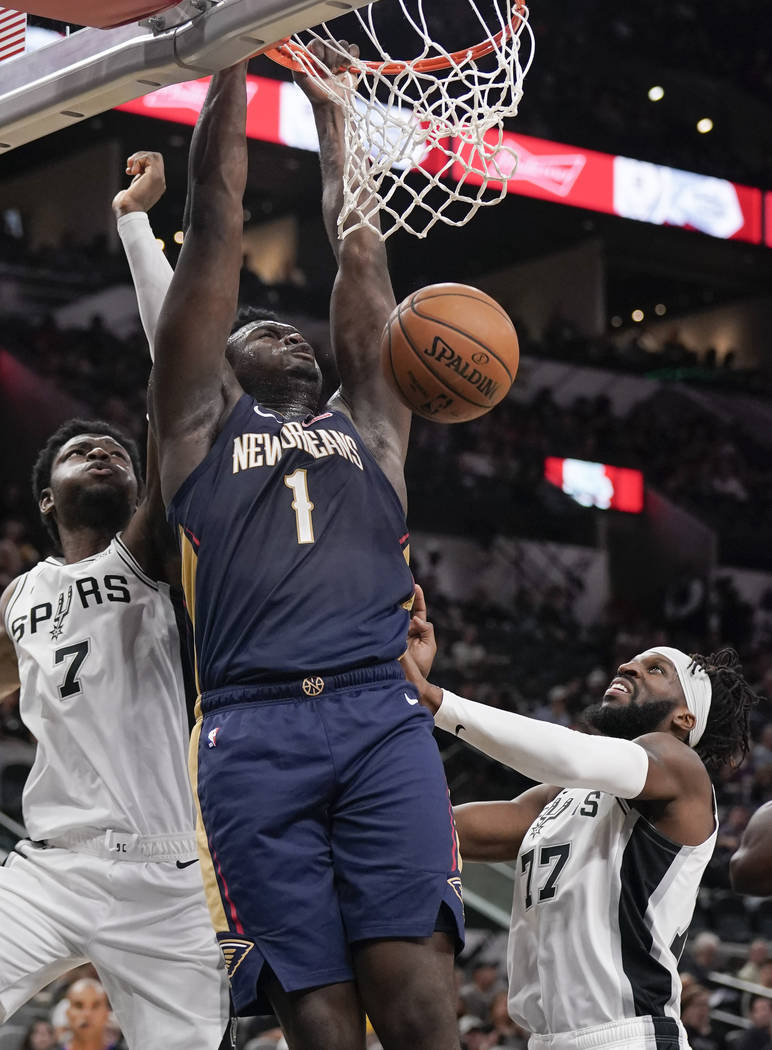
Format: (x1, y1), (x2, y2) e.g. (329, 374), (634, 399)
(636, 646), (712, 747)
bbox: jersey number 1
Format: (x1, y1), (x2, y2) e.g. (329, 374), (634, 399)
(285, 469), (315, 544)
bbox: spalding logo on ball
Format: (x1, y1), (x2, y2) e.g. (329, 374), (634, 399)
(382, 283), (519, 423)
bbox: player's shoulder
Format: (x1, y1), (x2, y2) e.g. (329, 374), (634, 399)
(0, 572), (28, 624)
(634, 731), (712, 790)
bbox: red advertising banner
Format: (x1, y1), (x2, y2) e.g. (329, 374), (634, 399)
(455, 129), (762, 244)
(545, 457), (644, 513)
(454, 130), (616, 216)
(117, 78), (764, 244)
(118, 75), (284, 145)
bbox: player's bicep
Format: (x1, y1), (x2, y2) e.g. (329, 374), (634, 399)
(0, 578), (21, 700)
(120, 428), (175, 580)
(632, 732), (706, 802)
(153, 237), (237, 433)
(455, 786), (559, 862)
(331, 252), (411, 455)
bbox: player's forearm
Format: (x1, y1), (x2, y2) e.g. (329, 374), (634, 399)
(117, 212), (173, 359)
(186, 64), (248, 236)
(312, 101), (346, 254)
(313, 99), (385, 264)
(435, 690), (649, 798)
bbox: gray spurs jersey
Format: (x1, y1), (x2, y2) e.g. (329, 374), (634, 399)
(5, 537), (194, 842)
(508, 787), (716, 1038)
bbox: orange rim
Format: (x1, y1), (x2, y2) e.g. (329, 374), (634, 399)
(263, 2), (526, 76)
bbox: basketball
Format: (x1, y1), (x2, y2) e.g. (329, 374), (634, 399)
(382, 283), (519, 423)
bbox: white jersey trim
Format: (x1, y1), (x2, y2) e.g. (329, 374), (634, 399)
(114, 534), (159, 591)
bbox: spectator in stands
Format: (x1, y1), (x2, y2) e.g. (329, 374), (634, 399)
(18, 1019), (56, 1050)
(57, 979), (115, 1050)
(737, 998), (772, 1050)
(489, 990), (528, 1048)
(458, 1015), (496, 1050)
(681, 984), (723, 1050)
(533, 683), (572, 727)
(739, 941), (770, 985)
(681, 932), (721, 985)
(460, 961), (506, 1023)
(0, 539), (23, 591)
(752, 726), (772, 771)
(451, 625), (487, 674)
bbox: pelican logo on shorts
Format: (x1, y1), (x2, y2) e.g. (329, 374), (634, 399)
(447, 876), (463, 905)
(219, 938), (255, 980)
(302, 676), (325, 697)
(207, 727), (221, 748)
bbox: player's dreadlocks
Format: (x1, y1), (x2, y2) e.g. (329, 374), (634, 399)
(690, 647), (761, 774)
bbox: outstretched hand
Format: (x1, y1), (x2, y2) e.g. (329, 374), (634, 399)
(113, 151), (167, 217)
(405, 584), (437, 679)
(400, 584), (443, 714)
(292, 38), (359, 106)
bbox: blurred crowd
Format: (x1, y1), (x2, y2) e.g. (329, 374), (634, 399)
(408, 380), (772, 569)
(8, 938), (772, 1049)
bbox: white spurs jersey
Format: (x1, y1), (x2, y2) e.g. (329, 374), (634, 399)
(4, 536), (195, 842)
(508, 787), (717, 1038)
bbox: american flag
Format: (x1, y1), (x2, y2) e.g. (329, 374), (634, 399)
(0, 8), (25, 63)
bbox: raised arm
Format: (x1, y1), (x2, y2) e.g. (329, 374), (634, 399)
(110, 150), (177, 579)
(113, 150), (173, 357)
(295, 48), (412, 506)
(151, 64), (248, 504)
(401, 631), (712, 836)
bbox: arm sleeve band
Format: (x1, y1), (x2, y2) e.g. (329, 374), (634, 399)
(117, 211), (174, 360)
(435, 690), (650, 799)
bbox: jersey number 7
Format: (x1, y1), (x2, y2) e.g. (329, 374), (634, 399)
(54, 640), (90, 699)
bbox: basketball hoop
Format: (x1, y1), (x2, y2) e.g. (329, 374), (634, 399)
(264, 0), (534, 241)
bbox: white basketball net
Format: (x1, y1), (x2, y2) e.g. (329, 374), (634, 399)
(281, 0), (534, 241)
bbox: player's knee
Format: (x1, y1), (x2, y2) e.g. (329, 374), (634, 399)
(266, 978), (364, 1050)
(372, 975), (459, 1050)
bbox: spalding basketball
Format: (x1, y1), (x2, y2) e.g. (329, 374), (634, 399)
(382, 283), (519, 423)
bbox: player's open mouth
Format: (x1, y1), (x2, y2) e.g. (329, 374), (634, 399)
(605, 678), (632, 697)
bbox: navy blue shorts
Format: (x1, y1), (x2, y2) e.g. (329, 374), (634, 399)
(192, 662), (464, 1016)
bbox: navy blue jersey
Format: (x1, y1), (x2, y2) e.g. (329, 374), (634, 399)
(168, 395), (413, 692)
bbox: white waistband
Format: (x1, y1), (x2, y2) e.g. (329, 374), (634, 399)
(44, 829), (198, 863)
(528, 1017), (688, 1050)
